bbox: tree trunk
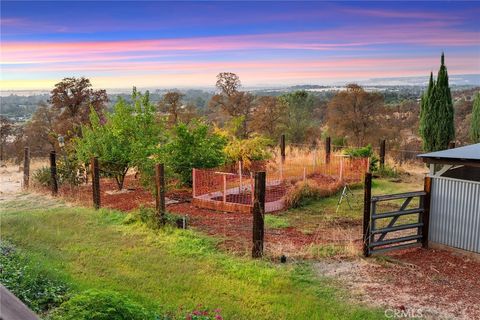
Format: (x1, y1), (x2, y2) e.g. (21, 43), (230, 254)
(115, 168), (128, 190)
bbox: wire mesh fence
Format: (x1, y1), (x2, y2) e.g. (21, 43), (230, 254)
(192, 154), (369, 213)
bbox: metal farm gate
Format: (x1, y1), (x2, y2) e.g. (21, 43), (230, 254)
(429, 177), (480, 253)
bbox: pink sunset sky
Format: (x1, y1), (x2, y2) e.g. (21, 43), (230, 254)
(1, 1), (479, 90)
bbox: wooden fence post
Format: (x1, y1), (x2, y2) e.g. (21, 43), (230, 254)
(155, 163), (166, 224)
(280, 134), (286, 164)
(422, 176), (431, 249)
(363, 172), (372, 257)
(23, 147), (30, 189)
(380, 139), (386, 168)
(50, 151), (58, 196)
(252, 171), (266, 258)
(91, 157), (100, 209)
(325, 136), (331, 164)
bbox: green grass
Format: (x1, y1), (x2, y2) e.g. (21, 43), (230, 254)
(280, 178), (423, 234)
(1, 194), (384, 319)
(265, 214), (290, 229)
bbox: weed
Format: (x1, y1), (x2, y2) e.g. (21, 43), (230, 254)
(0, 241), (70, 314)
(264, 214), (290, 228)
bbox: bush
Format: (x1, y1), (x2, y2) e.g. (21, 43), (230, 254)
(0, 241), (70, 314)
(33, 166), (52, 187)
(123, 207), (186, 230)
(343, 144), (379, 172)
(375, 165), (399, 178)
(285, 181), (336, 208)
(50, 289), (156, 320)
(32, 156), (85, 188)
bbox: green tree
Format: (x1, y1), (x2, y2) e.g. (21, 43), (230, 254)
(326, 84), (383, 147)
(76, 88), (163, 190)
(220, 116), (273, 169)
(49, 77), (108, 140)
(209, 72), (255, 138)
(420, 53), (455, 151)
(470, 92), (480, 143)
(281, 90), (316, 144)
(419, 72), (435, 151)
(163, 120), (227, 185)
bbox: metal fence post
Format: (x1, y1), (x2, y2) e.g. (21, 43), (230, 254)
(363, 172), (372, 257)
(252, 171), (266, 258)
(422, 176), (431, 249)
(91, 157), (100, 209)
(23, 147), (30, 189)
(50, 151), (58, 196)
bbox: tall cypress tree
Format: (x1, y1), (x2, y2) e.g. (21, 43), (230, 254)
(419, 53), (455, 151)
(431, 53), (455, 150)
(471, 92), (480, 143)
(419, 72), (435, 151)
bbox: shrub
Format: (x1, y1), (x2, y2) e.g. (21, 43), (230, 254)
(375, 164), (399, 178)
(50, 289), (156, 320)
(123, 207), (186, 230)
(343, 144), (379, 171)
(285, 181), (335, 208)
(0, 241), (70, 314)
(33, 166), (52, 187)
(32, 155), (85, 188)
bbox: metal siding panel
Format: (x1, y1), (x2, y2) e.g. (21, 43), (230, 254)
(430, 177), (480, 253)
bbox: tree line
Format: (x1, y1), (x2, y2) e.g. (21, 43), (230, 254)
(1, 53), (479, 166)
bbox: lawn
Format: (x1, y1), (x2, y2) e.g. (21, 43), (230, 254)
(277, 178), (424, 235)
(1, 193), (384, 319)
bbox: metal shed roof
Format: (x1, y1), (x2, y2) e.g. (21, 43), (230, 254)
(417, 143), (480, 167)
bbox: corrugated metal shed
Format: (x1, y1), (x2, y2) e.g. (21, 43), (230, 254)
(417, 143), (480, 254)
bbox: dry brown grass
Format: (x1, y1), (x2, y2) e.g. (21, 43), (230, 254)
(284, 180), (341, 208)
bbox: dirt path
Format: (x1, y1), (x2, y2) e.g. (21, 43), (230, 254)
(315, 248), (480, 320)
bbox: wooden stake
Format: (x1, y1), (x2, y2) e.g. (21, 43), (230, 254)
(339, 157), (344, 181)
(223, 174), (227, 203)
(252, 171), (266, 258)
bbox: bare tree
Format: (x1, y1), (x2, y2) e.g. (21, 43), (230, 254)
(215, 72), (241, 97)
